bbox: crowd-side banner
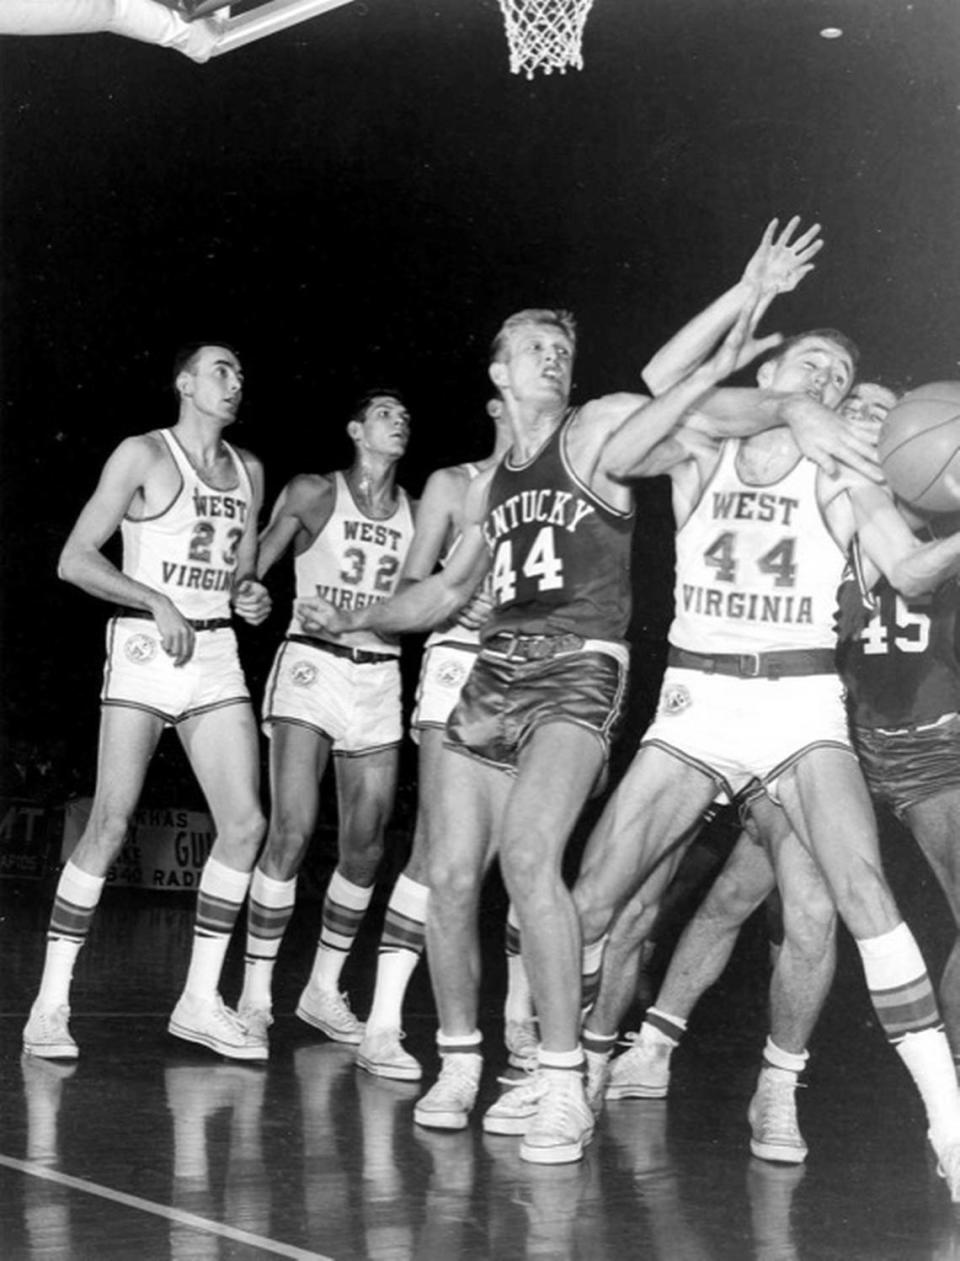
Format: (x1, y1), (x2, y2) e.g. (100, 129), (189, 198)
(0, 798), (63, 880)
(61, 798), (216, 890)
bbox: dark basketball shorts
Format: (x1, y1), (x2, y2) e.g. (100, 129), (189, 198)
(853, 713), (960, 816)
(444, 641), (628, 776)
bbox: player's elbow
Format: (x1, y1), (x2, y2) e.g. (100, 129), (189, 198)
(57, 546), (81, 586)
(886, 559), (931, 601)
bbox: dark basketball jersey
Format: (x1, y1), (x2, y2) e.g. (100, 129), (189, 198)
(479, 411), (634, 643)
(836, 539), (960, 728)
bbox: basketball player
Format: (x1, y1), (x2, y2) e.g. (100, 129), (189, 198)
(582, 381), (899, 1161)
(237, 390), (415, 1050)
(356, 399), (529, 1082)
(295, 218), (876, 1164)
(571, 311), (960, 1197)
(23, 342), (271, 1062)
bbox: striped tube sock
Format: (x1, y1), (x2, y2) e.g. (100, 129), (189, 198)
(37, 861), (106, 1009)
(858, 922), (960, 1145)
(311, 871), (373, 991)
(643, 1007), (688, 1047)
(241, 868), (297, 1009)
(581, 935), (608, 1015)
(183, 856), (252, 1001)
(365, 874), (429, 1031)
(437, 1029), (482, 1057)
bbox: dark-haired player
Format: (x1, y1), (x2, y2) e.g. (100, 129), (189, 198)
(573, 294), (960, 1197)
(356, 399), (526, 1082)
(237, 391), (415, 1049)
(23, 342), (271, 1062)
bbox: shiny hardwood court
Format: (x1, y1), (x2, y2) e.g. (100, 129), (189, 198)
(3, 868), (960, 1261)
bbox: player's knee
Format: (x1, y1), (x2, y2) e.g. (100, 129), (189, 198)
(85, 803), (135, 854)
(264, 815), (311, 866)
(781, 892), (837, 957)
(702, 869), (767, 924)
(427, 853), (477, 908)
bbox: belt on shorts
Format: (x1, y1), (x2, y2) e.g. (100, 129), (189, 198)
(484, 631), (585, 661)
(114, 607), (233, 632)
(869, 711), (959, 737)
(287, 633), (396, 665)
(668, 645), (837, 679)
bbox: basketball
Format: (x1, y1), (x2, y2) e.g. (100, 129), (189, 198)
(877, 381), (960, 512)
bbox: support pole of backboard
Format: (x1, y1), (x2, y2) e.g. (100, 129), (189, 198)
(210, 0), (354, 56)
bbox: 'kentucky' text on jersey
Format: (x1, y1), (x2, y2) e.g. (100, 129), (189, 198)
(480, 412), (634, 643)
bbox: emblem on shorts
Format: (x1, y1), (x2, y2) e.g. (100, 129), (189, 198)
(290, 660), (318, 688)
(661, 683), (691, 715)
(436, 659), (468, 689)
(124, 633), (157, 664)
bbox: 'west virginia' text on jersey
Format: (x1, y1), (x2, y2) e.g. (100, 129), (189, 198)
(289, 471), (415, 654)
(672, 441), (845, 654)
(121, 429), (252, 621)
(480, 412), (634, 643)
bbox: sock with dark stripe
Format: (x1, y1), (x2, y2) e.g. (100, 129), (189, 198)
(365, 874), (429, 1033)
(183, 856), (252, 1001)
(240, 867), (297, 1010)
(36, 860), (105, 1009)
(311, 870), (373, 992)
(858, 922), (960, 1145)
(643, 1006), (687, 1046)
(437, 1029), (483, 1059)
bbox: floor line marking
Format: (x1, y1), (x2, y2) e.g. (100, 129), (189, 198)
(0, 1154), (334, 1261)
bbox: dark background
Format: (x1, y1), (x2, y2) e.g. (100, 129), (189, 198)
(2, 0), (958, 805)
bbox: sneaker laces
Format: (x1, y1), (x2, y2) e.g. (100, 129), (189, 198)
(533, 1074), (584, 1135)
(757, 1077), (803, 1138)
(328, 990), (359, 1023)
(434, 1055), (480, 1103)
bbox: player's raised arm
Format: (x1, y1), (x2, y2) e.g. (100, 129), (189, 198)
(642, 217), (820, 395)
(298, 471), (494, 638)
(600, 288), (769, 481)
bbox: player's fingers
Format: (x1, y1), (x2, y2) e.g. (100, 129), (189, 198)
(759, 218), (778, 248)
(792, 221), (821, 249)
(776, 215), (800, 243)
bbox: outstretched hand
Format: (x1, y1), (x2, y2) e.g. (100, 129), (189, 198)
(694, 285), (783, 388)
(742, 217), (823, 297)
(781, 395), (884, 483)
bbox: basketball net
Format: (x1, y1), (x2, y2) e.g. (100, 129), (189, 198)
(497, 0), (596, 78)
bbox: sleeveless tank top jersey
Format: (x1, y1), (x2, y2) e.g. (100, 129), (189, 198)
(287, 470), (415, 654)
(479, 411), (634, 644)
(836, 539), (960, 729)
(120, 429), (253, 622)
(427, 462), (492, 649)
(671, 440), (845, 655)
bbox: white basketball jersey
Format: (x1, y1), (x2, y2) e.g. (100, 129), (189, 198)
(121, 429), (253, 621)
(289, 470), (415, 653)
(671, 441), (846, 654)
